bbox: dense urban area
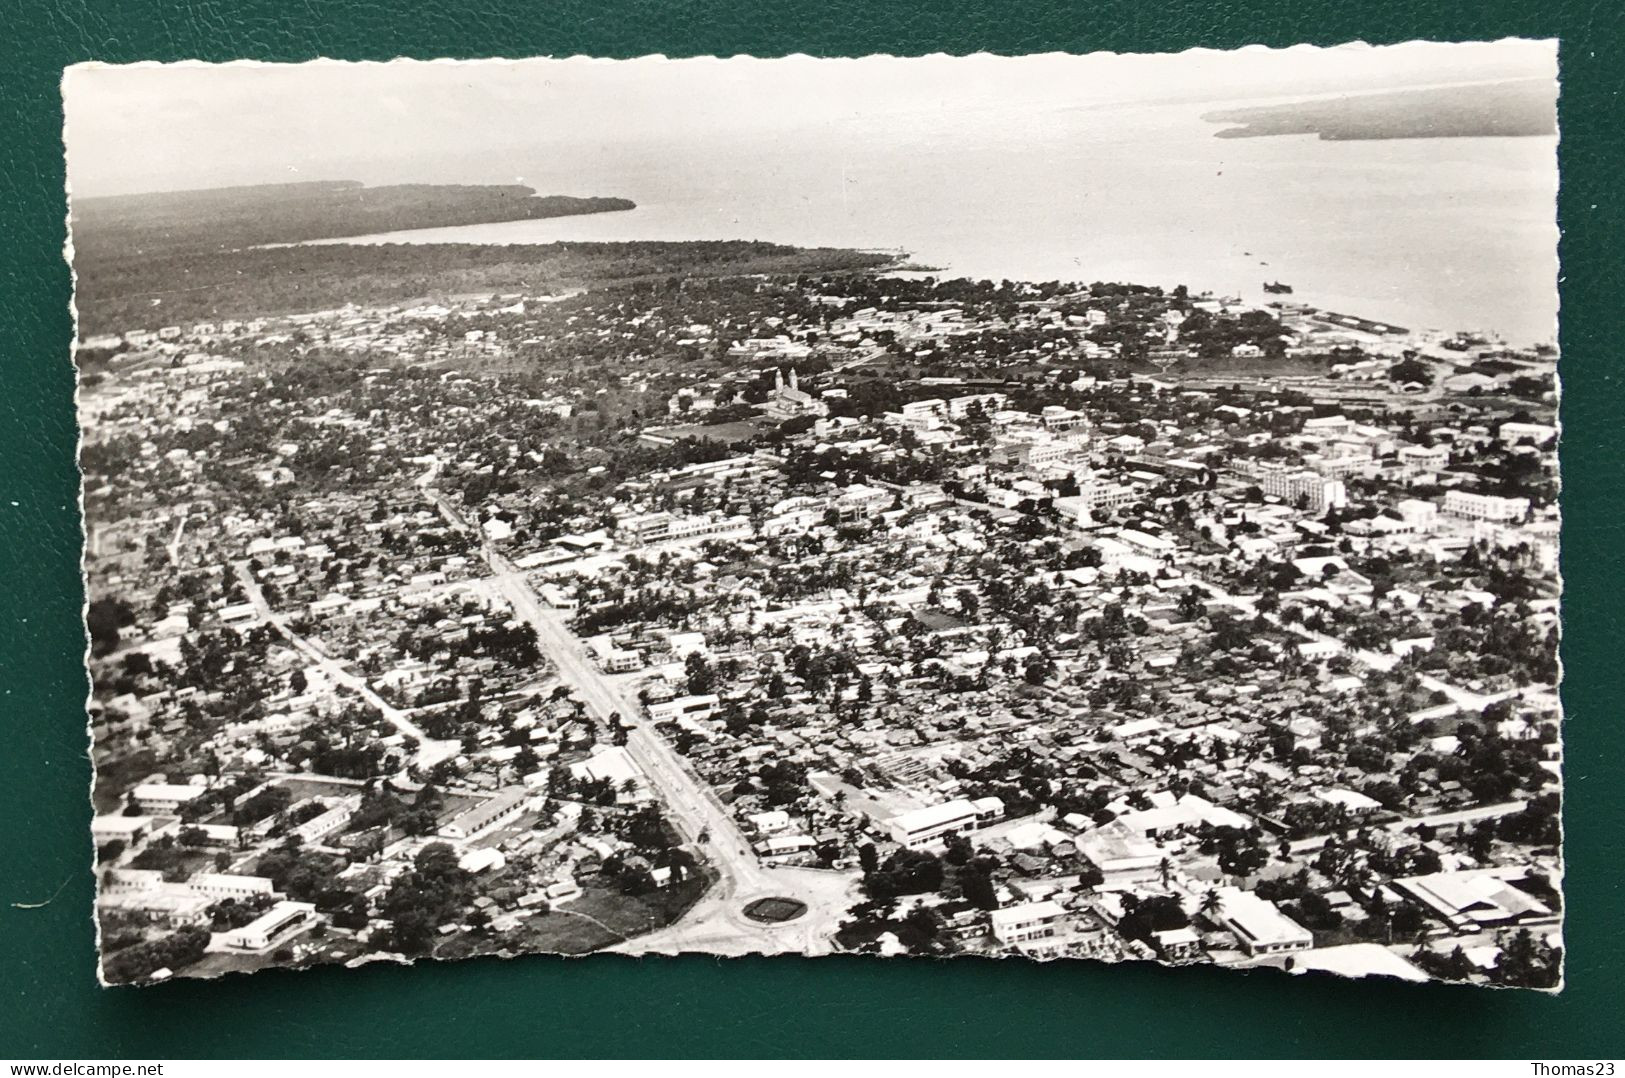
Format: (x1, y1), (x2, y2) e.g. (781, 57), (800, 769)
(79, 245), (1563, 988)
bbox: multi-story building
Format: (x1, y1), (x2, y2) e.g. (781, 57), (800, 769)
(647, 694), (720, 724)
(948, 392), (1008, 419)
(1257, 467), (1347, 514)
(1498, 421), (1558, 446)
(895, 398), (948, 431)
(887, 797), (1004, 849)
(1396, 498), (1440, 532)
(618, 511), (749, 546)
(1398, 442), (1452, 474)
(131, 783), (207, 815)
(1306, 453), (1369, 480)
(1442, 490), (1531, 522)
(187, 873), (278, 901)
(1302, 414), (1356, 438)
(990, 900), (1068, 946)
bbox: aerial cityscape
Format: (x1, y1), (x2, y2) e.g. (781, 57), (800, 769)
(67, 45), (1562, 988)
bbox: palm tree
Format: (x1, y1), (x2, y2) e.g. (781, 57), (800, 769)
(1199, 889), (1223, 921)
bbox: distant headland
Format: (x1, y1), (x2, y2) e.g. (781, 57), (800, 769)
(1203, 78), (1557, 141)
(70, 181), (637, 258)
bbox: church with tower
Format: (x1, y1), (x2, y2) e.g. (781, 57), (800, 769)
(763, 366), (828, 419)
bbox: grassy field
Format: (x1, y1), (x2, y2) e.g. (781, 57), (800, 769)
(743, 897), (808, 923)
(504, 909), (623, 956)
(654, 418), (773, 443)
(91, 747), (158, 813)
(182, 949), (280, 981)
(275, 776), (367, 801)
(486, 869), (715, 957)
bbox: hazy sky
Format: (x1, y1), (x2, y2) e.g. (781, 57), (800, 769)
(63, 41), (1556, 198)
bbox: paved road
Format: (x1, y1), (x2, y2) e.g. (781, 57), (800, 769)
(1285, 799), (1530, 854)
(483, 571), (865, 954)
(430, 492), (861, 952)
(165, 504), (191, 566)
(230, 561), (459, 768)
(481, 567), (765, 884)
(830, 344), (890, 374)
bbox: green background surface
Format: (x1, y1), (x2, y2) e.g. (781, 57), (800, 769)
(4, 0), (1622, 1059)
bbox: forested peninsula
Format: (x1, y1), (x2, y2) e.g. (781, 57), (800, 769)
(69, 181), (895, 333)
(71, 180), (635, 256)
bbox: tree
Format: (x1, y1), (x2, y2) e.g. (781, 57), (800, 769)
(857, 842), (879, 875)
(101, 926), (210, 984)
(961, 868), (999, 910)
(1290, 890), (1343, 932)
(1389, 358), (1433, 387)
(1491, 928), (1562, 989)
(1411, 943), (1475, 982)
(377, 841), (474, 954)
(1118, 894), (1191, 944)
(86, 596), (136, 654)
(684, 651), (715, 695)
(864, 848), (944, 899)
(1023, 655), (1056, 685)
(1390, 901), (1428, 939)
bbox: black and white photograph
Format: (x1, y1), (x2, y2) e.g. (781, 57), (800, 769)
(67, 42), (1563, 989)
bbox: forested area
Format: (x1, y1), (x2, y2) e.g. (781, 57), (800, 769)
(73, 238), (893, 335)
(71, 181), (634, 258)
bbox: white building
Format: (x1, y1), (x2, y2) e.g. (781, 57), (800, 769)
(187, 873), (277, 900)
(1214, 888), (1313, 957)
(1258, 467), (1347, 515)
(438, 787), (531, 840)
(948, 392), (1008, 419)
(1398, 443), (1451, 473)
(618, 511), (749, 546)
(1396, 499), (1440, 532)
(990, 900), (1069, 946)
(569, 746), (645, 792)
(92, 814), (154, 845)
(592, 639), (643, 673)
(131, 784), (208, 814)
(216, 901), (316, 951)
(748, 809), (792, 834)
(1442, 491), (1530, 522)
(1302, 415), (1356, 437)
(647, 694), (720, 723)
(1498, 421), (1557, 446)
(887, 797), (1001, 849)
(290, 801), (353, 844)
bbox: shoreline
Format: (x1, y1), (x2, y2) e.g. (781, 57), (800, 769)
(288, 225), (1548, 348)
